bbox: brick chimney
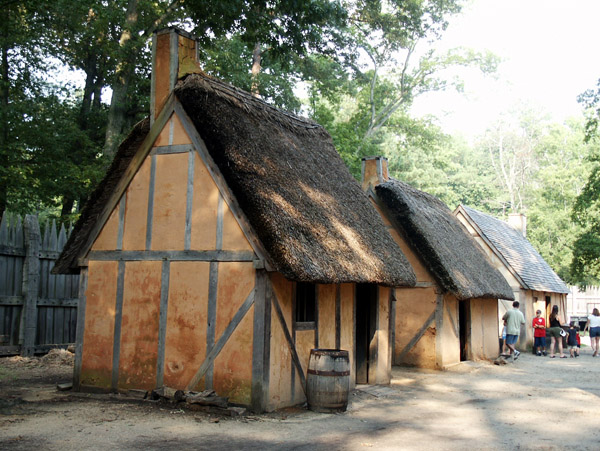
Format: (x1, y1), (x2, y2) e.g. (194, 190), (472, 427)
(508, 213), (527, 237)
(361, 156), (389, 191)
(151, 27), (203, 125)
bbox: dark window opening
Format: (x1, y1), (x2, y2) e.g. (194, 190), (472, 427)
(295, 282), (316, 323)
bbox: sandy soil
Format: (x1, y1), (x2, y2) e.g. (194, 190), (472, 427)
(1, 345), (599, 450)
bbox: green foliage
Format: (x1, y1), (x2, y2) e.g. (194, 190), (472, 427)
(571, 146), (600, 284)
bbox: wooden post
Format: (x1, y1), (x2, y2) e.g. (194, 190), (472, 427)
(73, 267), (88, 390)
(21, 215), (40, 356)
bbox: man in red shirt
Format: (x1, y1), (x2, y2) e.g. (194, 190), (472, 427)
(533, 309), (547, 356)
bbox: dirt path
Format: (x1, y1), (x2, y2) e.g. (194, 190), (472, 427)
(1, 347), (599, 450)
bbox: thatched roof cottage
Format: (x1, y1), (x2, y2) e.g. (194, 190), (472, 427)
(362, 157), (514, 368)
(53, 28), (415, 412)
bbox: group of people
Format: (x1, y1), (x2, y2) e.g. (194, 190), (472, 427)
(501, 302), (600, 360)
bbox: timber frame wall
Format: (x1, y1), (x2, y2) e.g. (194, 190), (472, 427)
(73, 99), (393, 412)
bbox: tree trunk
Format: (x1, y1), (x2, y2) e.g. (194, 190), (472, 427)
(102, 0), (139, 160)
(250, 43), (262, 98)
(79, 51), (98, 129)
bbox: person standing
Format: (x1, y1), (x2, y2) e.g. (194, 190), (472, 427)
(532, 309), (547, 356)
(584, 308), (600, 357)
(548, 305), (567, 358)
(567, 322), (580, 358)
(502, 301), (526, 361)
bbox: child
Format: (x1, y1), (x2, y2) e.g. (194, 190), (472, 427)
(532, 309), (547, 356)
(567, 322), (580, 357)
(501, 320), (509, 356)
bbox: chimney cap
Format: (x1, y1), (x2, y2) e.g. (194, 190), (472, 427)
(155, 26), (197, 41)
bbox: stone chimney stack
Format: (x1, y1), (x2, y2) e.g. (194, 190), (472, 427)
(508, 213), (527, 237)
(151, 28), (202, 125)
(361, 156), (389, 191)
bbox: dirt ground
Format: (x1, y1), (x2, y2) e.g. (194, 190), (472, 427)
(1, 343), (600, 451)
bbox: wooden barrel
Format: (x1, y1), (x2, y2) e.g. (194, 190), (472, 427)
(306, 349), (350, 413)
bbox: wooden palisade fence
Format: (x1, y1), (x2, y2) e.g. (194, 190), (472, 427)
(0, 213), (79, 356)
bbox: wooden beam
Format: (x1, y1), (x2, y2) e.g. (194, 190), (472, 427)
(116, 195), (126, 251)
(251, 269), (268, 412)
(184, 149), (194, 251)
(186, 290), (255, 391)
(146, 154), (157, 251)
(111, 261), (126, 392)
(73, 267), (88, 390)
(335, 285), (341, 350)
(150, 144), (193, 156)
(205, 261), (218, 389)
(156, 260), (170, 387)
(87, 250), (255, 262)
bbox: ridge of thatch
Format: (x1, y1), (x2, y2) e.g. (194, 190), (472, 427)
(53, 118), (151, 274)
(174, 74), (415, 286)
(461, 206), (569, 294)
(375, 180), (514, 300)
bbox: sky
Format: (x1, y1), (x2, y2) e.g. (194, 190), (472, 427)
(409, 0), (600, 139)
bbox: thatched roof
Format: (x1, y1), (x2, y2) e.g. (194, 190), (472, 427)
(55, 73), (416, 287)
(375, 180), (514, 300)
(459, 206), (569, 294)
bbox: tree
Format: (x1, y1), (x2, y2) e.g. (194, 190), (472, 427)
(568, 81), (600, 285)
(307, 0), (498, 176)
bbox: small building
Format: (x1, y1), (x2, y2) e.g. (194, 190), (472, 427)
(362, 157), (514, 368)
(53, 28), (416, 412)
(454, 205), (569, 349)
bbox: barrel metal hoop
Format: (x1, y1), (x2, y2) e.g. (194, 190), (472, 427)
(307, 369), (350, 377)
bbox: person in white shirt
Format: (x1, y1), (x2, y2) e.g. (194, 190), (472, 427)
(585, 308), (600, 357)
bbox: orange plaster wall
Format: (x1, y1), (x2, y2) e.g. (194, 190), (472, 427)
(163, 261), (210, 390)
(154, 113), (171, 147)
(80, 261), (118, 388)
(295, 329), (315, 401)
(376, 286), (391, 384)
(467, 298), (500, 360)
(92, 206), (119, 251)
(268, 273), (294, 409)
(439, 295), (459, 367)
(191, 152), (218, 250)
(118, 261), (162, 390)
(340, 283), (355, 387)
(388, 229), (434, 283)
(317, 284), (336, 349)
(222, 201), (253, 251)
(171, 113), (192, 145)
(151, 153), (188, 250)
(212, 262), (255, 404)
(394, 287), (437, 368)
(123, 158), (151, 250)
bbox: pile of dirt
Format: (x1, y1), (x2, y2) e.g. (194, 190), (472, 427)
(40, 349), (74, 366)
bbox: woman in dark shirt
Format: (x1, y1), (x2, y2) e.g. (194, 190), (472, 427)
(548, 305), (566, 358)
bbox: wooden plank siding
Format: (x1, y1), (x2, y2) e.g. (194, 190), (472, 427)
(0, 213), (79, 355)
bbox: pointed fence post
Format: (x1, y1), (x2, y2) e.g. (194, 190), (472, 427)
(21, 215), (40, 356)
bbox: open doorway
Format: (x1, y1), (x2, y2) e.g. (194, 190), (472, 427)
(459, 300), (469, 361)
(355, 284), (377, 384)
